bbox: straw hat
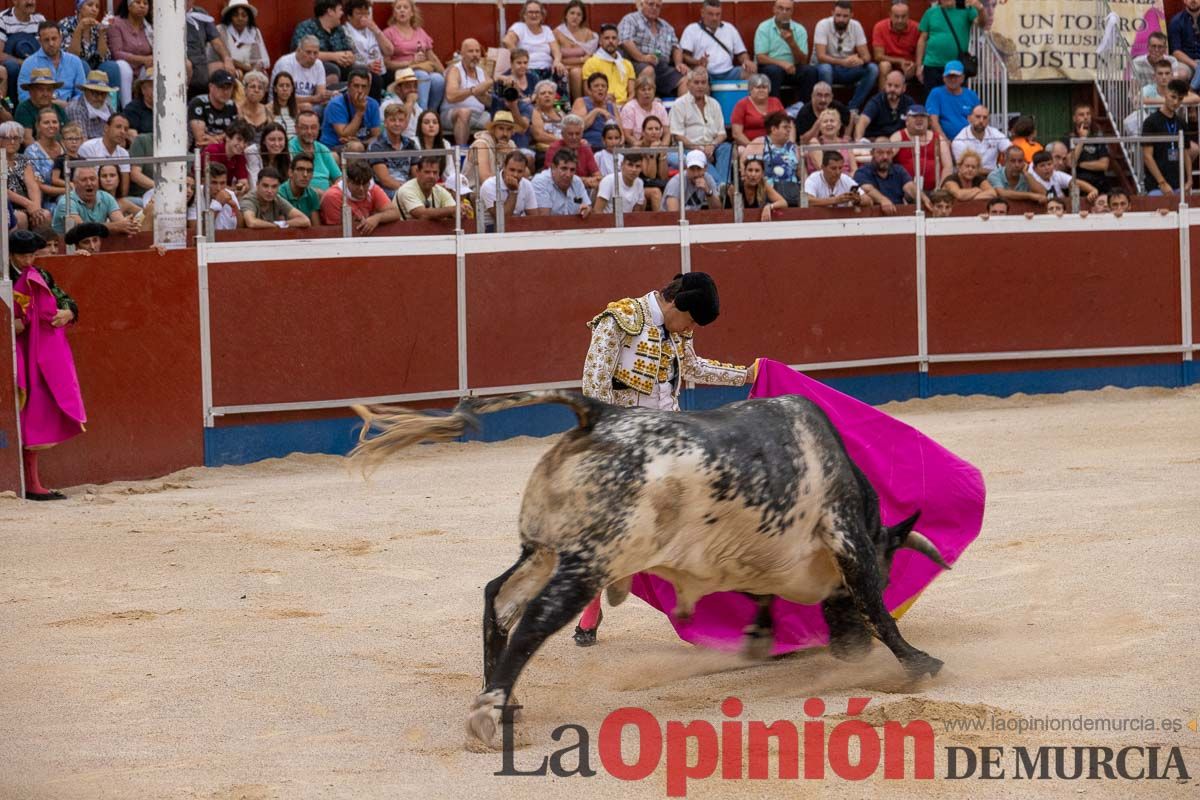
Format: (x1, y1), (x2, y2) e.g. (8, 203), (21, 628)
(487, 110), (516, 131)
(81, 70), (118, 93)
(20, 67), (63, 91)
(221, 0), (258, 23)
(386, 67), (418, 95)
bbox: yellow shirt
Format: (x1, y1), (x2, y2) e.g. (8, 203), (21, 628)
(580, 54), (635, 105)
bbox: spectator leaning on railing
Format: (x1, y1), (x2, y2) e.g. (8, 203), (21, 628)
(530, 147), (591, 217)
(395, 154), (469, 220)
(853, 138), (921, 214)
(479, 150), (538, 230)
(51, 163), (137, 236)
(319, 159), (400, 232)
(1026, 150), (1098, 204)
(803, 149), (871, 208)
(731, 154), (786, 220)
(279, 153), (322, 224)
(662, 149), (719, 211)
(242, 166), (313, 230)
(939, 147), (996, 202)
(987, 145), (1046, 206)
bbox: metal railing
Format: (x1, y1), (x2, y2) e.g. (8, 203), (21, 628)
(340, 147), (461, 237)
(1094, 0), (1143, 189)
(972, 26), (1009, 129)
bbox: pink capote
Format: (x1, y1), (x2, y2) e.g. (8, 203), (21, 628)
(13, 267), (86, 447)
(630, 359), (986, 654)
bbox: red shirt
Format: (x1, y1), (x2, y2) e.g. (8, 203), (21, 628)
(544, 139), (599, 177)
(895, 129), (940, 190)
(731, 96), (786, 142)
(872, 18), (920, 61)
(319, 181), (391, 225)
(202, 141), (249, 182)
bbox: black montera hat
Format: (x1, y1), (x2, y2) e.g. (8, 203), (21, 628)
(64, 222), (110, 246)
(9, 229), (47, 254)
(671, 272), (720, 326)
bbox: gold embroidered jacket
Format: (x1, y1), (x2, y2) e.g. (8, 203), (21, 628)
(582, 293), (747, 408)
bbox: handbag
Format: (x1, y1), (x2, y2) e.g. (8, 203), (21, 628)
(939, 7), (978, 78)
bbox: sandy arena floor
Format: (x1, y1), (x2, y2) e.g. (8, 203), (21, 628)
(1, 386), (1198, 799)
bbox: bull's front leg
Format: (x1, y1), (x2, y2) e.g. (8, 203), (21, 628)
(740, 593), (775, 660)
(829, 530), (943, 680)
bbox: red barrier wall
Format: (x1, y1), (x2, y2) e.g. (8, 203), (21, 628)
(926, 229), (1182, 356)
(0, 293), (19, 495)
(26, 248), (205, 489)
(208, 255), (459, 407)
(693, 234), (918, 367)
(466, 246), (680, 387)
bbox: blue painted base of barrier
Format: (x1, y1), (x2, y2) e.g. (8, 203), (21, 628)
(203, 362), (1198, 467)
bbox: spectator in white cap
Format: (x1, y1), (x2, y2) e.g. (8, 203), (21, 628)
(662, 148), (720, 211)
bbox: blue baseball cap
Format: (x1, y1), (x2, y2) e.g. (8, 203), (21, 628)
(944, 60), (965, 76)
(905, 104), (928, 117)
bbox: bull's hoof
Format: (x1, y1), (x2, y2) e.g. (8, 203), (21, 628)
(902, 652), (945, 681)
(741, 627), (774, 661)
(465, 690), (506, 750)
(573, 625), (598, 647)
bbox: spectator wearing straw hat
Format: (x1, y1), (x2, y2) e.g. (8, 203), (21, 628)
(465, 109), (517, 189)
(15, 68), (68, 141)
(381, 66), (421, 138)
(121, 66), (153, 138)
(64, 69), (118, 140)
(219, 0), (271, 77)
(17, 20), (88, 103)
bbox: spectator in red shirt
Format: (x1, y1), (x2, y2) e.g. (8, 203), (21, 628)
(730, 73), (784, 147)
(544, 113), (601, 190)
(203, 119), (254, 194)
(319, 159), (401, 234)
(872, 1), (920, 93)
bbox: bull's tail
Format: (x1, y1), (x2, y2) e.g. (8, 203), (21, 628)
(350, 390), (601, 472)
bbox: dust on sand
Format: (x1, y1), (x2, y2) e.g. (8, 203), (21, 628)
(1, 386), (1198, 799)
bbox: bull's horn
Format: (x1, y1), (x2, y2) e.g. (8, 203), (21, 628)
(902, 532), (951, 570)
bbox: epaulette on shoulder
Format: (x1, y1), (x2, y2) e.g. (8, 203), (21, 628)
(587, 297), (645, 336)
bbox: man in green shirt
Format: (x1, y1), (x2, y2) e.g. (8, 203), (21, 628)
(51, 165), (137, 235)
(14, 68), (68, 144)
(753, 0), (818, 101)
(288, 109), (341, 192)
(916, 0), (986, 92)
(279, 153), (323, 225)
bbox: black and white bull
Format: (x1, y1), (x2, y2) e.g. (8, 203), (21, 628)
(352, 390), (950, 748)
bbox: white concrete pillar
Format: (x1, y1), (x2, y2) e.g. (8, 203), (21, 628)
(153, 0), (189, 249)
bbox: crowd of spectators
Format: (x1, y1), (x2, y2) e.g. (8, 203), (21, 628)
(0, 0), (1180, 244)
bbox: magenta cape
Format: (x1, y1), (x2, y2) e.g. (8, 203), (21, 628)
(14, 267), (86, 447)
(630, 359), (986, 654)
